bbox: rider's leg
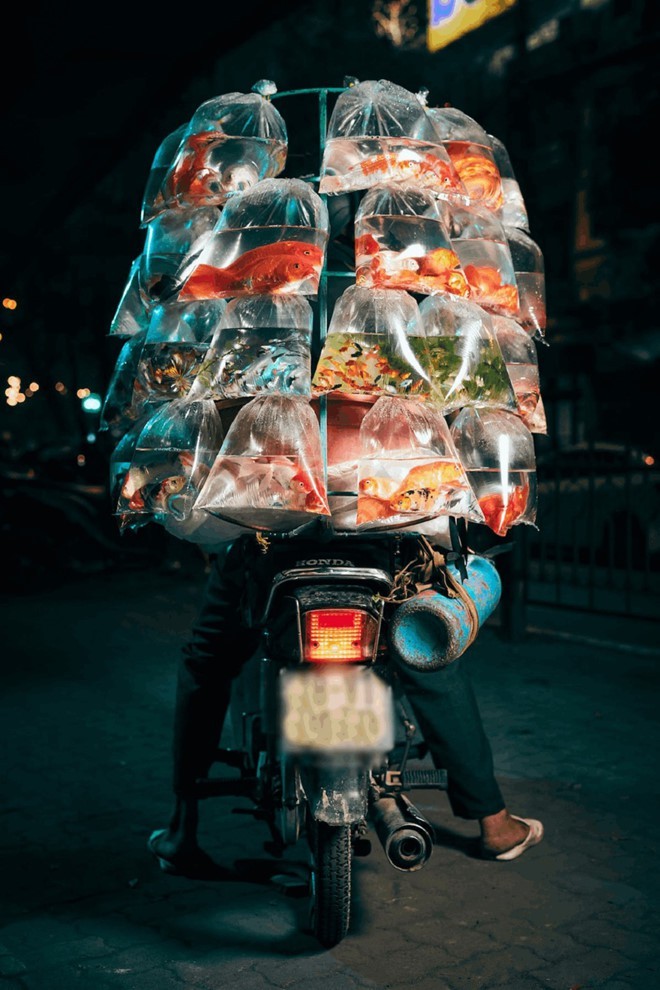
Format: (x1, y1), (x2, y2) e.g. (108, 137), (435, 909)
(150, 537), (261, 865)
(392, 655), (538, 856)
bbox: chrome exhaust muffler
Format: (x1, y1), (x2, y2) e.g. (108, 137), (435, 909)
(370, 792), (434, 872)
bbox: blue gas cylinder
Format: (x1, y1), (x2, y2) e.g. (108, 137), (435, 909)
(387, 554), (502, 671)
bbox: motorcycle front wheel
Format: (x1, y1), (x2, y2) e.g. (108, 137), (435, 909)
(308, 820), (352, 948)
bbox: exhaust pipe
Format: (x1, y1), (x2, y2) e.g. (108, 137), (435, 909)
(370, 792), (434, 872)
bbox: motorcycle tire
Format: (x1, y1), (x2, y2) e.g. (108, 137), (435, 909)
(309, 820), (352, 948)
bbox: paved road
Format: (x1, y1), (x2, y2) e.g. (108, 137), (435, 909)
(1, 556), (658, 989)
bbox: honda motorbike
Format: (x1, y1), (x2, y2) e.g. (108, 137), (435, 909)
(194, 535), (450, 949)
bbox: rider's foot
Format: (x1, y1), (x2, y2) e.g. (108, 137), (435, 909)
(479, 809), (544, 861)
(147, 827), (217, 876)
(147, 796), (227, 878)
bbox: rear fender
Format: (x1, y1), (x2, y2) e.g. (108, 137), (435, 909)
(299, 764), (370, 825)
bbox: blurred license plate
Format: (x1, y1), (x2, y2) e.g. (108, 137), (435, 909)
(280, 667), (393, 753)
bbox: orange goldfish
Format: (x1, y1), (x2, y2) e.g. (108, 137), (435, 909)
(444, 142), (504, 211)
(179, 241), (324, 299)
(289, 468), (330, 514)
(357, 152), (458, 191)
(478, 479), (530, 537)
(165, 131), (221, 204)
(463, 264), (519, 315)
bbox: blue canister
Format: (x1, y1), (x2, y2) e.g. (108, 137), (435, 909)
(387, 554), (502, 671)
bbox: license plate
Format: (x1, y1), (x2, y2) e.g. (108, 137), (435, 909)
(280, 666), (394, 754)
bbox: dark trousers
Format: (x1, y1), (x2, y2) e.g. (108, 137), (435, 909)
(172, 536), (505, 821)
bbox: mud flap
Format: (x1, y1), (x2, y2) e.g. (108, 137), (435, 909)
(299, 764), (370, 825)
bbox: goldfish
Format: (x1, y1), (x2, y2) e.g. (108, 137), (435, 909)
(153, 475), (187, 510)
(178, 240), (324, 299)
(463, 264), (520, 315)
(356, 152), (459, 191)
(478, 479), (530, 537)
(289, 467), (330, 514)
(165, 131), (223, 205)
(444, 142), (504, 211)
(358, 461), (467, 519)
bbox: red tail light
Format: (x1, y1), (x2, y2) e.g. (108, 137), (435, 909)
(302, 609), (379, 663)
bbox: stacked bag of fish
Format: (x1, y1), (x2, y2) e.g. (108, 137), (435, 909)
(100, 78), (547, 552)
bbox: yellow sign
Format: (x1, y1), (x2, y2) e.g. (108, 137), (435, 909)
(427, 0), (517, 53)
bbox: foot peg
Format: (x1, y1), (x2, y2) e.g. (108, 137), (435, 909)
(386, 768), (448, 790)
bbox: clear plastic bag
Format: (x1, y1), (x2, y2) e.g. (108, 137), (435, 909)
(355, 184), (470, 297)
(108, 416), (151, 509)
(108, 256), (153, 338)
(450, 406), (537, 536)
(487, 134), (530, 232)
(356, 396), (483, 529)
(311, 285), (431, 398)
(99, 332), (149, 440)
(195, 394), (330, 532)
(505, 226), (547, 338)
(418, 294), (517, 414)
(491, 314), (547, 434)
(177, 178), (328, 300)
(115, 398), (224, 532)
(132, 298), (227, 411)
(139, 206), (219, 302)
(140, 124), (188, 226)
(190, 295), (313, 401)
(158, 91), (288, 213)
(428, 105), (504, 213)
(319, 79), (467, 201)
(449, 202), (520, 318)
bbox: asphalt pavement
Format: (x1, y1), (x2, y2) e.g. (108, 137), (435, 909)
(0, 551), (659, 990)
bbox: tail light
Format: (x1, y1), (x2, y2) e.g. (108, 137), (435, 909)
(302, 608), (379, 664)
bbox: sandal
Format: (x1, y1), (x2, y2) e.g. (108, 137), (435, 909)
(481, 816), (544, 861)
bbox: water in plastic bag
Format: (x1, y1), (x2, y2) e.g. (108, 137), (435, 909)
(140, 206), (219, 302)
(355, 184), (470, 297)
(191, 295), (314, 401)
(108, 256), (154, 338)
(450, 406), (537, 536)
(491, 314), (547, 434)
(319, 79), (467, 201)
(428, 105), (504, 213)
(505, 226), (547, 337)
(177, 178), (328, 300)
(160, 91), (288, 212)
(100, 331), (149, 440)
(356, 396), (483, 528)
(487, 134), (530, 233)
(140, 124), (188, 226)
(449, 202), (520, 318)
(116, 398), (224, 531)
(195, 394), (330, 532)
(417, 294), (517, 414)
(312, 285), (430, 398)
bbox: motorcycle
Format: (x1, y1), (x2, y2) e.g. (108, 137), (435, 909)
(193, 534), (455, 949)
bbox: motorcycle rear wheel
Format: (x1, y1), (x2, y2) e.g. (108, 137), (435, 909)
(309, 821), (352, 948)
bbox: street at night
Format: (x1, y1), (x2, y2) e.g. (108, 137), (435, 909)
(1, 558), (658, 988)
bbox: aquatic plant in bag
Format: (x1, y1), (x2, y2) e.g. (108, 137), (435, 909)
(428, 105), (504, 214)
(177, 178), (328, 300)
(319, 79), (467, 201)
(115, 398), (224, 532)
(158, 89), (288, 214)
(491, 314), (547, 434)
(449, 202), (520, 318)
(417, 294), (517, 414)
(311, 285), (431, 398)
(450, 406), (537, 537)
(355, 184), (469, 297)
(356, 395), (483, 529)
(195, 394), (330, 532)
(190, 295), (313, 401)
